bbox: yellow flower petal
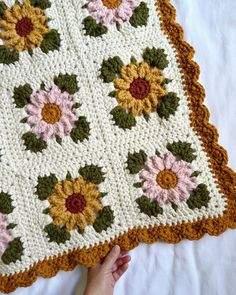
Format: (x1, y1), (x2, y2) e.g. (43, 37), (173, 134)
(15, 37), (25, 52)
(137, 62), (150, 78)
(0, 29), (17, 39)
(87, 199), (103, 211)
(65, 214), (77, 230)
(116, 89), (133, 103)
(76, 213), (87, 229)
(120, 64), (138, 82)
(27, 30), (44, 45)
(49, 205), (66, 217)
(11, 4), (22, 20)
(130, 100), (143, 116)
(150, 84), (166, 97)
(83, 207), (96, 224)
(55, 182), (67, 198)
(5, 36), (20, 47)
(48, 194), (65, 205)
(0, 20), (15, 30)
(3, 9), (18, 23)
(62, 180), (74, 196)
(113, 78), (130, 90)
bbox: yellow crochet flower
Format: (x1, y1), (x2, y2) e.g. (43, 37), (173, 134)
(0, 0), (49, 52)
(113, 62), (166, 116)
(48, 177), (103, 231)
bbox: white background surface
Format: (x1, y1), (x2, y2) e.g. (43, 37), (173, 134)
(4, 0), (236, 294)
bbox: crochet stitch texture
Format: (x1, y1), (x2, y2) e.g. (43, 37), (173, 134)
(0, 0), (235, 292)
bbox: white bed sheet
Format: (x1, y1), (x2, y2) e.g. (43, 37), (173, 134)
(4, 1), (236, 294)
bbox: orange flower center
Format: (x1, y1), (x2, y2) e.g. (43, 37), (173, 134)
(102, 0), (122, 9)
(65, 193), (86, 214)
(129, 78), (150, 100)
(15, 17), (33, 37)
(156, 169), (178, 189)
(41, 103), (61, 124)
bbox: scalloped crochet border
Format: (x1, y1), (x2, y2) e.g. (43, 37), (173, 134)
(1, 0), (236, 293)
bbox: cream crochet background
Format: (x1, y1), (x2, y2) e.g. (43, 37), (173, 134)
(0, 0), (226, 275)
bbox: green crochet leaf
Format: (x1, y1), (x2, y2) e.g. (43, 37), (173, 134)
(93, 206), (114, 233)
(99, 192), (108, 198)
(133, 182), (143, 188)
(6, 223), (17, 230)
(66, 171), (72, 180)
(129, 2), (149, 28)
(42, 207), (50, 214)
(77, 228), (85, 235)
(54, 73), (79, 94)
(157, 92), (180, 119)
(0, 192), (14, 214)
(0, 1), (7, 18)
(22, 132), (47, 153)
(136, 196), (163, 217)
(30, 0), (51, 9)
(171, 203), (178, 211)
(191, 171), (201, 177)
(0, 46), (19, 65)
(100, 56), (123, 83)
(110, 106), (136, 130)
(142, 47), (169, 70)
(126, 150), (147, 174)
(187, 184), (211, 210)
(40, 29), (61, 53)
(44, 224), (70, 244)
(82, 16), (108, 37)
(70, 116), (90, 143)
(1, 238), (24, 265)
(35, 174), (57, 200)
(13, 83), (33, 108)
(79, 164), (105, 185)
(167, 141), (197, 163)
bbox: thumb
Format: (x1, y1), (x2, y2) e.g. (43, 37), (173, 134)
(102, 245), (120, 270)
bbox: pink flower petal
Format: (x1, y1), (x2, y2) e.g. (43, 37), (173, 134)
(87, 0), (139, 26)
(139, 151), (197, 206)
(163, 152), (176, 169)
(24, 86), (78, 142)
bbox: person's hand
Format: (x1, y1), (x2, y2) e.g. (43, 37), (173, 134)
(83, 245), (131, 295)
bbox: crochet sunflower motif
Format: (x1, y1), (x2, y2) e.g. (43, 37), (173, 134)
(35, 165), (114, 243)
(13, 73), (90, 152)
(82, 0), (149, 37)
(0, 0), (235, 293)
(0, 0), (60, 64)
(100, 48), (179, 129)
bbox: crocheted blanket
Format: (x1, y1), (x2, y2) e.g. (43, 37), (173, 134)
(0, 0), (235, 292)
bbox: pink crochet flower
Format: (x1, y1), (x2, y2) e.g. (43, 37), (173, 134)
(139, 152), (197, 206)
(25, 86), (77, 141)
(87, 0), (139, 26)
(0, 213), (13, 257)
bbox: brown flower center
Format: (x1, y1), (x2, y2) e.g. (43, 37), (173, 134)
(65, 193), (86, 214)
(156, 169), (178, 189)
(102, 0), (122, 9)
(129, 78), (150, 100)
(41, 103), (61, 124)
(15, 17), (34, 37)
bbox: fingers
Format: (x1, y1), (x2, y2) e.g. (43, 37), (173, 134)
(102, 245), (121, 270)
(111, 255), (131, 272)
(113, 262), (129, 282)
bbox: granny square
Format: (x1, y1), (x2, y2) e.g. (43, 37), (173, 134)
(0, 0), (235, 292)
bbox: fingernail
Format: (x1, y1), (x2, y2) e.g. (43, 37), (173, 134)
(114, 245), (120, 251)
